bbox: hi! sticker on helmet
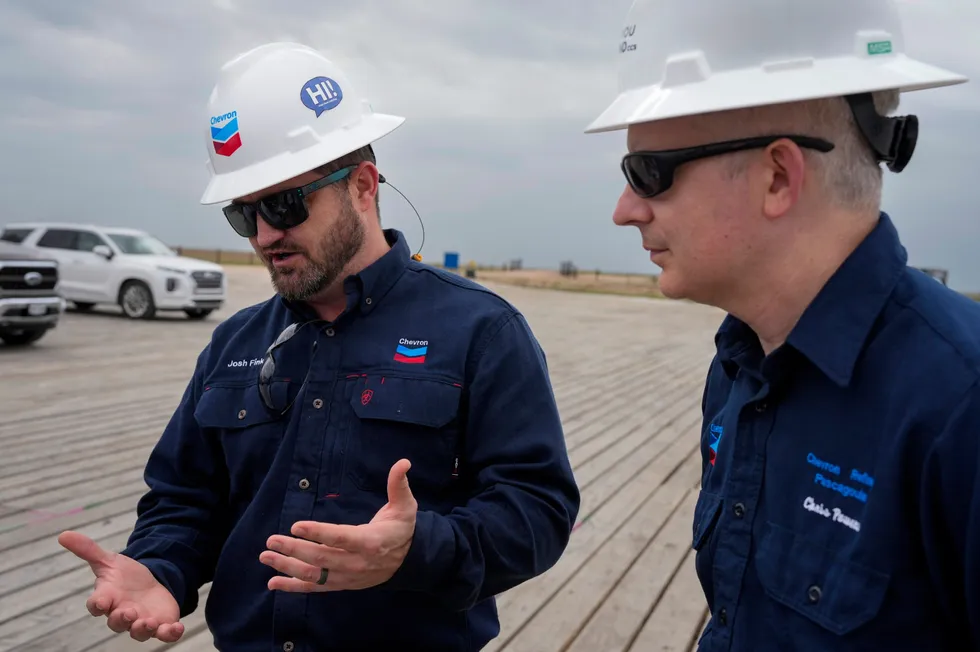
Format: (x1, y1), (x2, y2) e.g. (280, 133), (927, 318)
(210, 110), (241, 157)
(301, 76), (343, 117)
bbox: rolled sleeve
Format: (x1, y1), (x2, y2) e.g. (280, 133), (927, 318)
(385, 311), (581, 609)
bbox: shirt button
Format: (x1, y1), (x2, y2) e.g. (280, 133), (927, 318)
(807, 585), (822, 603)
(299, 478), (310, 490)
(718, 607), (728, 625)
(325, 328), (335, 337)
(365, 297), (372, 305)
(283, 643), (294, 652)
(755, 401), (767, 412)
(237, 409), (246, 419)
(733, 502), (745, 518)
(313, 398), (323, 409)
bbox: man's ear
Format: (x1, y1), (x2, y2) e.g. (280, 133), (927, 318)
(350, 162), (380, 213)
(761, 139), (806, 221)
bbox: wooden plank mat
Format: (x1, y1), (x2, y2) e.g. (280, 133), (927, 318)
(0, 266), (723, 651)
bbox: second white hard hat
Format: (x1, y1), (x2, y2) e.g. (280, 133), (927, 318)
(585, 0), (968, 134)
(200, 42), (405, 205)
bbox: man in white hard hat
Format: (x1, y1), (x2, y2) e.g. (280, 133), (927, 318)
(58, 42), (580, 650)
(586, 0), (979, 650)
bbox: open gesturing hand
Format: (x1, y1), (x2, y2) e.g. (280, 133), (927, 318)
(57, 531), (184, 642)
(260, 458), (418, 592)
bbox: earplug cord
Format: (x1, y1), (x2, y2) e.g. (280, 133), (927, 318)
(379, 173), (425, 262)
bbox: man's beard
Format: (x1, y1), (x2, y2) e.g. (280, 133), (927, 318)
(264, 199), (365, 303)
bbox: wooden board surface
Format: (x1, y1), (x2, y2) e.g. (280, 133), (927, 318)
(0, 265), (723, 651)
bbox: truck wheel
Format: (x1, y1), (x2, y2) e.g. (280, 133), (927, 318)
(118, 281), (156, 320)
(0, 329), (47, 346)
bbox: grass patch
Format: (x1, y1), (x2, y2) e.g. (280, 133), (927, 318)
(472, 269), (665, 299)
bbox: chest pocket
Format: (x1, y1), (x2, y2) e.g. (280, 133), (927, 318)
(347, 376), (462, 497)
(194, 383), (288, 501)
(691, 490), (723, 611)
(693, 490), (723, 551)
(754, 520), (891, 640)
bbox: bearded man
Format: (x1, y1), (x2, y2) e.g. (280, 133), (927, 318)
(58, 42), (580, 652)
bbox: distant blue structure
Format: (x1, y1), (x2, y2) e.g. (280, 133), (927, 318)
(443, 252), (460, 270)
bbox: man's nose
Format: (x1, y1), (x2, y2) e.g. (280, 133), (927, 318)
(611, 184), (652, 227)
(253, 216), (286, 248)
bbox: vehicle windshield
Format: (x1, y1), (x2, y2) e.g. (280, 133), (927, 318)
(107, 233), (176, 256)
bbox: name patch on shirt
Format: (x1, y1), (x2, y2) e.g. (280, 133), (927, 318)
(803, 496), (862, 532)
(227, 357), (264, 368)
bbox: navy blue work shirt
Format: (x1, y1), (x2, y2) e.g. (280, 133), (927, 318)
(120, 229), (580, 651)
(694, 213), (980, 651)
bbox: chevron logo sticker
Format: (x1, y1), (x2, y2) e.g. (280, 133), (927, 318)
(210, 111), (242, 157)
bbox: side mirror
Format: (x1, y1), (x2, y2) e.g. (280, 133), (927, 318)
(92, 244), (113, 260)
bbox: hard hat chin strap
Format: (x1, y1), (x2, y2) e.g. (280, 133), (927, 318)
(845, 93), (918, 173)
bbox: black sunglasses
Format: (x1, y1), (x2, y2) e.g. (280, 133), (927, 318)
(222, 165), (355, 238)
(621, 135), (835, 199)
(258, 321), (316, 415)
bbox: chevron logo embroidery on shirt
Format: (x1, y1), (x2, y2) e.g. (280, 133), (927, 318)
(394, 338), (427, 364)
(709, 423), (724, 466)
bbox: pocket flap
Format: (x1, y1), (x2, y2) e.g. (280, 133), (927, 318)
(692, 491), (723, 550)
(194, 383), (283, 429)
(755, 520), (890, 636)
(350, 376), (461, 428)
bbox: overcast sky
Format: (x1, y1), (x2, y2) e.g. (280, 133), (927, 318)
(1, 0), (978, 290)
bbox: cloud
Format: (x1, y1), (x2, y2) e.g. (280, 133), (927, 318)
(0, 0), (977, 294)
(894, 0), (980, 110)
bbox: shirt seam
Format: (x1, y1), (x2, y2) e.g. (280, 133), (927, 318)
(891, 289), (980, 379)
(929, 375), (980, 452)
(465, 311), (521, 381)
(409, 264), (518, 308)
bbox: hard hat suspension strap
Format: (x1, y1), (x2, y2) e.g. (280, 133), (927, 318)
(845, 93), (918, 174)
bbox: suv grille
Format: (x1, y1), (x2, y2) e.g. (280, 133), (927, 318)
(0, 264), (58, 291)
(192, 270), (223, 290)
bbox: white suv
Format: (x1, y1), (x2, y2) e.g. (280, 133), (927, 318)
(0, 222), (228, 320)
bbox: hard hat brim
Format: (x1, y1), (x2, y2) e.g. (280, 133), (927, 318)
(200, 112), (406, 205)
(584, 54), (968, 134)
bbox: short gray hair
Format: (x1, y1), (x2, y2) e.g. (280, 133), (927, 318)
(797, 90), (900, 212)
(723, 89), (901, 213)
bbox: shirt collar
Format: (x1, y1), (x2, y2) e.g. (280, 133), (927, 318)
(280, 228), (411, 322)
(716, 211), (907, 387)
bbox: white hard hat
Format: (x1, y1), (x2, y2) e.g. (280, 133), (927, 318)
(585, 0), (968, 135)
(200, 42), (405, 205)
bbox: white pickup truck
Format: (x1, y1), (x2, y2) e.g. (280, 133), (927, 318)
(0, 240), (66, 346)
